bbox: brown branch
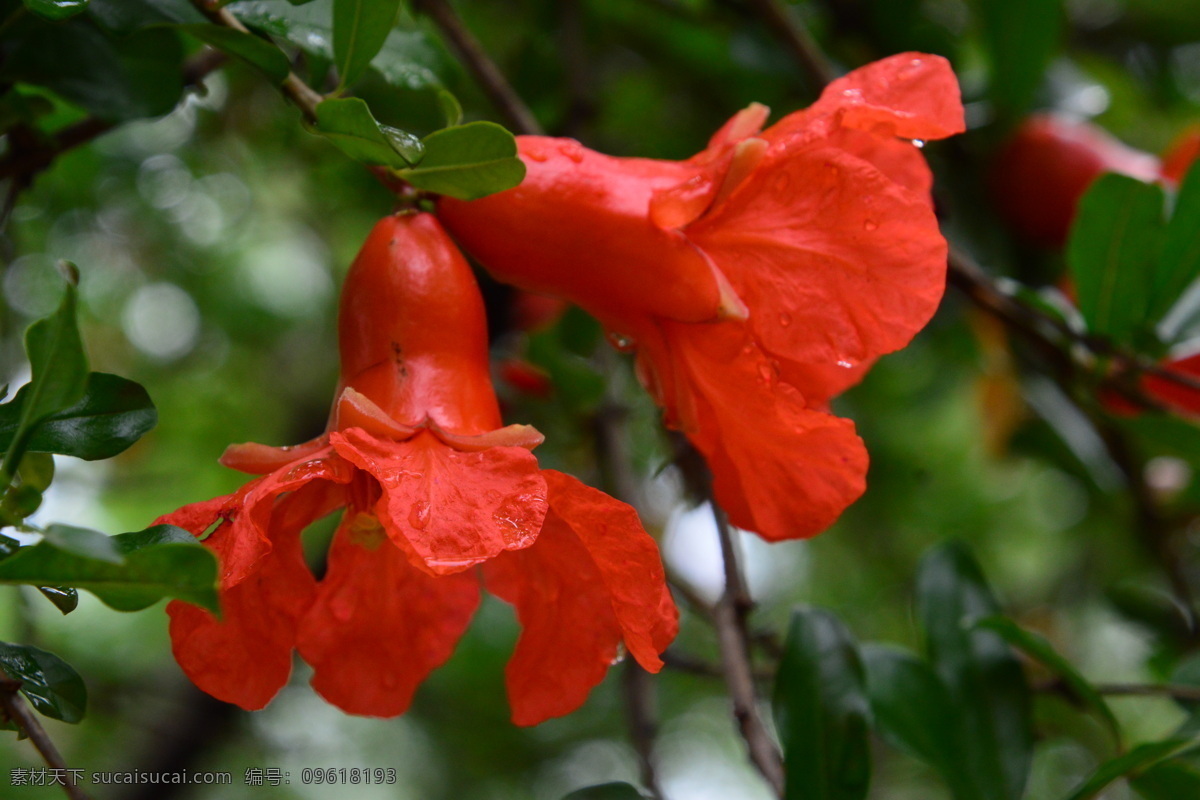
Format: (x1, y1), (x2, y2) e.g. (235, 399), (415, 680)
(710, 501), (786, 796)
(1036, 677), (1200, 702)
(411, 0), (543, 136)
(623, 664), (665, 800)
(0, 669), (90, 800)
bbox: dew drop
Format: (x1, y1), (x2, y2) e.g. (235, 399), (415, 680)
(607, 331), (637, 352)
(525, 147), (549, 163)
(559, 141), (585, 163)
(778, 312), (792, 327)
(864, 219), (878, 231)
(757, 362), (773, 383)
(836, 359), (853, 369)
(610, 642), (628, 666)
(911, 139), (926, 149)
(408, 500), (431, 529)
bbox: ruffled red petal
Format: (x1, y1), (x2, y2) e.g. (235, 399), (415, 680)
(297, 515), (479, 716)
(795, 52), (965, 142)
(329, 428), (547, 575)
(166, 515), (316, 711)
(688, 144), (948, 380)
(646, 321), (868, 539)
(483, 472), (677, 726)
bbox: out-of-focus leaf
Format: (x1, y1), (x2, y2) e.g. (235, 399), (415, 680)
(0, 453), (53, 523)
(917, 542), (1033, 800)
(176, 24), (290, 84)
(1106, 583), (1194, 650)
(0, 525), (219, 613)
(40, 524), (124, 564)
(976, 615), (1121, 746)
(314, 96), (423, 167)
(87, 0), (203, 33)
(437, 88), (462, 127)
(400, 121), (525, 200)
(1068, 174), (1167, 347)
(0, 373), (156, 461)
(561, 784), (646, 800)
(0, 642), (87, 723)
(1062, 739), (1200, 800)
(36, 587), (78, 615)
(861, 644), (977, 799)
(1156, 162), (1200, 342)
(332, 0), (402, 88)
(774, 608), (872, 800)
(23, 0), (89, 21)
(976, 0), (1062, 117)
(1132, 758), (1200, 799)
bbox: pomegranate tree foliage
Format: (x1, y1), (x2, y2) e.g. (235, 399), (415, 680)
(3, 0), (1200, 798)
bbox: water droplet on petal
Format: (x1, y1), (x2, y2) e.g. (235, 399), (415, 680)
(778, 312), (791, 327)
(757, 363), (773, 383)
(408, 500), (430, 529)
(864, 219), (878, 231)
(607, 332), (637, 352)
(836, 359), (853, 369)
(525, 147), (548, 163)
(911, 139), (926, 149)
(610, 642), (628, 666)
(559, 141), (585, 163)
(772, 173), (791, 196)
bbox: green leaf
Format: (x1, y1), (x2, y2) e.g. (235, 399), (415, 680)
(0, 642), (87, 723)
(314, 96), (423, 167)
(916, 542), (1033, 800)
(400, 121), (525, 200)
(0, 525), (219, 613)
(437, 88), (463, 127)
(1061, 739), (1200, 800)
(23, 0), (89, 21)
(87, 0), (204, 33)
(976, 0), (1062, 117)
(21, 277), (87, 426)
(333, 0), (402, 88)
(1156, 161), (1200, 342)
(0, 373), (156, 461)
(0, 453), (54, 523)
(1132, 757), (1200, 799)
(773, 608), (872, 800)
(562, 784), (646, 800)
(860, 644), (978, 800)
(36, 586), (79, 615)
(40, 524), (124, 564)
(1068, 174), (1167, 346)
(176, 24), (290, 84)
(976, 615), (1121, 747)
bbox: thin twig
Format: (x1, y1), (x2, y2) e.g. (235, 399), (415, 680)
(623, 663), (665, 800)
(710, 501), (786, 796)
(1035, 677), (1200, 703)
(412, 0), (544, 136)
(0, 668), (90, 800)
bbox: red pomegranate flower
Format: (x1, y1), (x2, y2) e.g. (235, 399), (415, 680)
(439, 53), (964, 540)
(158, 213), (677, 724)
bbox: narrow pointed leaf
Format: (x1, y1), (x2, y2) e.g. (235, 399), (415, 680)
(333, 0), (403, 88)
(0, 525), (219, 613)
(0, 373), (156, 461)
(1131, 757), (1200, 799)
(1061, 739), (1200, 800)
(0, 642), (87, 723)
(1068, 174), (1167, 346)
(916, 542), (1033, 800)
(399, 122), (525, 200)
(976, 615), (1121, 747)
(1156, 161), (1200, 342)
(774, 608), (872, 800)
(314, 96), (423, 167)
(21, 277), (87, 426)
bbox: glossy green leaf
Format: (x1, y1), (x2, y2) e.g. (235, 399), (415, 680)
(562, 784), (646, 800)
(1068, 174), (1167, 346)
(1062, 739), (1200, 800)
(977, 0), (1061, 117)
(0, 373), (156, 461)
(333, 0), (402, 88)
(0, 453), (54, 524)
(976, 615), (1120, 746)
(1156, 161), (1200, 342)
(0, 525), (219, 613)
(400, 121), (525, 200)
(22, 0), (89, 21)
(860, 644), (978, 800)
(21, 277), (87, 426)
(314, 96), (423, 167)
(0, 642), (87, 723)
(916, 542), (1033, 800)
(437, 88), (463, 127)
(87, 0), (204, 33)
(176, 24), (290, 84)
(36, 586), (79, 615)
(774, 608), (872, 800)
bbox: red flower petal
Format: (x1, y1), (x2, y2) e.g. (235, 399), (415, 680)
(644, 321), (868, 539)
(798, 52), (965, 141)
(329, 428), (548, 575)
(1143, 353), (1200, 414)
(825, 127), (933, 197)
(483, 472), (677, 726)
(166, 520), (316, 711)
(688, 144), (948, 378)
(297, 515), (479, 717)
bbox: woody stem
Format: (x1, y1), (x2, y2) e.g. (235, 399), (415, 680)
(0, 667), (90, 800)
